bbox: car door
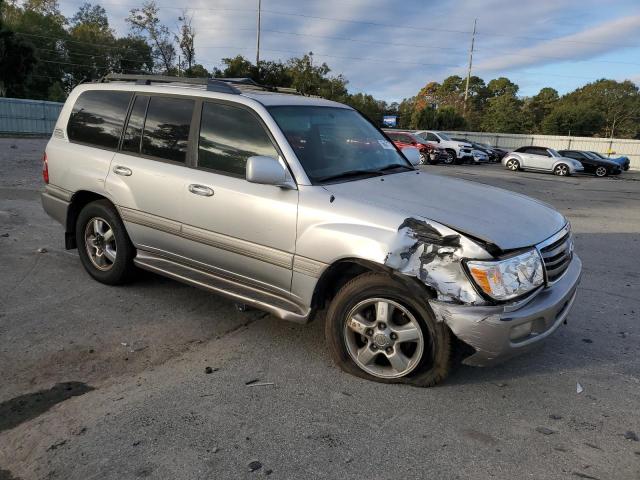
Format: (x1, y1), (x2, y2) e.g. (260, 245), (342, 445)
(179, 100), (298, 292)
(528, 147), (552, 170)
(105, 94), (196, 254)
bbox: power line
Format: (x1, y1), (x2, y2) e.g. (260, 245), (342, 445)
(92, 1), (638, 49)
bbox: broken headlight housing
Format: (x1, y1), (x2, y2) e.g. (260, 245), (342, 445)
(466, 249), (544, 301)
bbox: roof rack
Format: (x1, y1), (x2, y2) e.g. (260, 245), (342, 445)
(99, 73), (299, 95)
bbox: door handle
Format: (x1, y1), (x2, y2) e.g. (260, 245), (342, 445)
(188, 184), (214, 197)
(113, 165), (132, 176)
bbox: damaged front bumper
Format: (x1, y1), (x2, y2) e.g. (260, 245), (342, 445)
(430, 255), (582, 367)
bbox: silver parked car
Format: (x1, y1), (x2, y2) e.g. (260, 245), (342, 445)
(502, 146), (584, 176)
(41, 75), (582, 386)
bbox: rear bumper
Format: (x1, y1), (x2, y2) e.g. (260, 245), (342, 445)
(41, 190), (69, 226)
(430, 255), (582, 367)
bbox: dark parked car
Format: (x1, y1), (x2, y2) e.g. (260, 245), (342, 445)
(558, 150), (622, 177)
(384, 130), (446, 164)
(588, 151), (630, 171)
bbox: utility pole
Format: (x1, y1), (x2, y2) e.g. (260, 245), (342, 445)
(463, 18), (477, 115)
(256, 0), (262, 73)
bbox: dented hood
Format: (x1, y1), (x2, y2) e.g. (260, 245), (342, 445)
(324, 171), (567, 251)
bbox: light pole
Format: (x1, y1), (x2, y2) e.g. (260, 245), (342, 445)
(256, 0), (262, 73)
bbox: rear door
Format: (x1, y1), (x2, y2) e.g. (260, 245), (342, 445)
(179, 100), (298, 292)
(105, 94), (196, 254)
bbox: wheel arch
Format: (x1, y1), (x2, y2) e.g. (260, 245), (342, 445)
(310, 257), (437, 317)
(65, 190), (117, 249)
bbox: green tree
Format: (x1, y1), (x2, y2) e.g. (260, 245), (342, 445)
(0, 0), (37, 97)
(47, 80), (65, 101)
(541, 103), (605, 136)
(487, 77), (519, 97)
(481, 94), (525, 133)
(524, 87), (559, 132)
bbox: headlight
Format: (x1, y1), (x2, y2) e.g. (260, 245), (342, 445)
(466, 249), (544, 301)
(458, 143), (468, 148)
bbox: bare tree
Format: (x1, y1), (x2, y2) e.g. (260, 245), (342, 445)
(127, 1), (175, 74)
(176, 11), (195, 73)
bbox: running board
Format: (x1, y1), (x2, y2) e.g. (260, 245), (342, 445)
(134, 251), (310, 324)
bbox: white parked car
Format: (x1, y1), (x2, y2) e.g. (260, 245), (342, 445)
(414, 130), (473, 165)
(502, 146), (584, 176)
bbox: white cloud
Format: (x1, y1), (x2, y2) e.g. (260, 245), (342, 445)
(474, 14), (640, 73)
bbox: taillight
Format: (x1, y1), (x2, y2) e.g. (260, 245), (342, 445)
(42, 152), (49, 184)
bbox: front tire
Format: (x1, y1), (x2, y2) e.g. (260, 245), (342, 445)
(595, 166), (608, 177)
(325, 273), (451, 387)
(554, 164), (570, 176)
(76, 200), (136, 285)
(443, 150), (456, 165)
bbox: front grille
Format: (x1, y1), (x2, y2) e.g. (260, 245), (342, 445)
(539, 229), (573, 284)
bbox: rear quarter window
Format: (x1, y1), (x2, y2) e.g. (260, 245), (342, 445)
(67, 90), (132, 149)
(141, 96), (195, 163)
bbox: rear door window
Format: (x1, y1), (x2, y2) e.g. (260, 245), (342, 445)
(67, 90), (132, 149)
(121, 95), (149, 154)
(198, 102), (278, 176)
(141, 96), (195, 163)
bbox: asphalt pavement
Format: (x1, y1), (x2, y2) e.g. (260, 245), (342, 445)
(1, 138), (639, 480)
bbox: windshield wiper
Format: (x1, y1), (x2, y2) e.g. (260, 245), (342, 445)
(373, 163), (414, 173)
(315, 169), (383, 183)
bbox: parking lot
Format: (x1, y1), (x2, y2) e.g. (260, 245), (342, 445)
(1, 137), (639, 479)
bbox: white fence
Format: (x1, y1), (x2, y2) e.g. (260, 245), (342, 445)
(441, 131), (640, 170)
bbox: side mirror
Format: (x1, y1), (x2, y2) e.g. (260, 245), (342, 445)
(246, 156), (296, 189)
(401, 146), (421, 166)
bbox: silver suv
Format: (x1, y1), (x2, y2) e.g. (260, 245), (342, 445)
(503, 146), (584, 176)
(41, 75), (582, 386)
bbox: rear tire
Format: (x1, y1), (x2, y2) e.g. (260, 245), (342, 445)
(76, 200), (136, 285)
(505, 158), (520, 171)
(595, 166), (608, 177)
(325, 273), (451, 387)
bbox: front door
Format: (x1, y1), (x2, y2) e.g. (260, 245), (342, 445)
(179, 100), (298, 292)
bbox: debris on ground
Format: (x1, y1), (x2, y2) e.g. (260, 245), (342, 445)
(205, 366), (218, 374)
(37, 247), (47, 253)
(581, 338), (593, 343)
(624, 431), (639, 441)
(246, 382), (275, 388)
(0, 233), (9, 237)
(535, 427), (556, 435)
(577, 382), (584, 394)
(248, 460), (262, 472)
(549, 414), (563, 420)
(245, 379), (260, 385)
(46, 440), (67, 451)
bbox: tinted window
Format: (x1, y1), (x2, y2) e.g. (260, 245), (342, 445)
(426, 132), (439, 142)
(198, 102), (278, 176)
(141, 96), (194, 163)
(514, 146), (529, 153)
(398, 134), (413, 143)
(386, 132), (400, 141)
(67, 90), (132, 149)
(121, 95), (149, 154)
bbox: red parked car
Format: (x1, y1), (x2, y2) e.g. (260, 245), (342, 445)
(383, 130), (445, 164)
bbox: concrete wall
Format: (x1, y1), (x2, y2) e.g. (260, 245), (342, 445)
(0, 98), (63, 136)
(440, 130), (640, 170)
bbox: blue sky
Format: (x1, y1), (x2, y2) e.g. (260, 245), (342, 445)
(59, 0), (640, 102)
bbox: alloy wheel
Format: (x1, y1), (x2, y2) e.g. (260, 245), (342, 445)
(595, 166), (607, 177)
(84, 217), (117, 271)
(506, 159), (519, 171)
(343, 298), (425, 379)
(555, 164), (569, 176)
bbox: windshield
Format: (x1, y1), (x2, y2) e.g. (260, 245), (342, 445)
(548, 148), (561, 157)
(268, 106), (411, 183)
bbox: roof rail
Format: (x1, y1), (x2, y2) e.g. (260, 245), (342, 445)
(99, 73), (299, 95)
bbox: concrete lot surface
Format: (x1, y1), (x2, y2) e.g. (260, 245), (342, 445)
(1, 138), (639, 479)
